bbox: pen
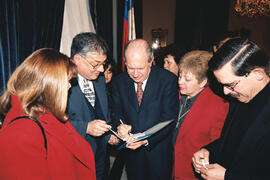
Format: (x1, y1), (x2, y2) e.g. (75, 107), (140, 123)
(109, 128), (125, 141)
(120, 119), (124, 124)
(120, 119), (133, 136)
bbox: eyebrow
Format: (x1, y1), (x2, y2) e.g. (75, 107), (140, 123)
(93, 59), (106, 64)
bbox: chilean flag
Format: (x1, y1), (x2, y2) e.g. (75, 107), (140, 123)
(122, 0), (136, 71)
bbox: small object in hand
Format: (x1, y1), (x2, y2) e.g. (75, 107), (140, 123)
(201, 159), (209, 170)
(120, 119), (132, 136)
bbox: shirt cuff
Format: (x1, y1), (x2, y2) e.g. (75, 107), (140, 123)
(144, 140), (149, 146)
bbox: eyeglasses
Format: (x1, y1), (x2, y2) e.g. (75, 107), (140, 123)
(222, 73), (249, 91)
(81, 55), (107, 70)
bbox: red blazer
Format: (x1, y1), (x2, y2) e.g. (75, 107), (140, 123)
(0, 95), (96, 180)
(174, 87), (229, 179)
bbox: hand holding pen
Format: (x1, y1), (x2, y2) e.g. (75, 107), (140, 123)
(116, 119), (148, 150)
(86, 119), (111, 137)
(117, 119), (132, 138)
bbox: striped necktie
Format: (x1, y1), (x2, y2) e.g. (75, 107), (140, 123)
(83, 79), (95, 107)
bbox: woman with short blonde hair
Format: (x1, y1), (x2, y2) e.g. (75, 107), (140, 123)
(174, 50), (229, 179)
(179, 50), (212, 83)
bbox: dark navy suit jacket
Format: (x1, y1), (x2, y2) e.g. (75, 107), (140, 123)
(67, 75), (109, 180)
(111, 66), (179, 180)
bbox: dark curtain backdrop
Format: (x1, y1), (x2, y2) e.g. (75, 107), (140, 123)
(174, 0), (230, 51)
(96, 0), (113, 59)
(0, 0), (65, 91)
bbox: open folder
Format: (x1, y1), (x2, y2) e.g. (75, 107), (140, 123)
(110, 119), (174, 150)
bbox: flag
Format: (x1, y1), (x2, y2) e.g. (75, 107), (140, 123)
(60, 0), (95, 57)
(122, 0), (136, 71)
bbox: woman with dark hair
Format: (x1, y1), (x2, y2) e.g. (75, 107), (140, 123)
(163, 43), (187, 76)
(104, 58), (117, 84)
(0, 48), (96, 179)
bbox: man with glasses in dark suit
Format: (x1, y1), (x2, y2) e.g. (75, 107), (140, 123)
(67, 32), (119, 180)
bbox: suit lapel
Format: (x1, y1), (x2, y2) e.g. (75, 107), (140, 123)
(140, 67), (158, 110)
(72, 76), (108, 120)
(125, 74), (140, 112)
(41, 113), (92, 169)
(71, 83), (93, 111)
(93, 76), (108, 119)
(70, 78), (90, 105)
(123, 67), (158, 112)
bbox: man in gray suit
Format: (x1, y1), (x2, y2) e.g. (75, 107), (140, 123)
(67, 32), (118, 180)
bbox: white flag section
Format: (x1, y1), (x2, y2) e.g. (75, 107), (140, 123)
(128, 0), (136, 41)
(60, 0), (95, 56)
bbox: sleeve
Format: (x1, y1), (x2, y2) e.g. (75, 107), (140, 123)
(225, 170), (258, 180)
(110, 79), (123, 129)
(68, 109), (89, 138)
(67, 90), (89, 138)
(209, 99), (229, 141)
(0, 119), (49, 179)
(225, 167), (270, 180)
(146, 75), (179, 150)
(224, 109), (270, 180)
(204, 102), (235, 163)
(224, 139), (270, 180)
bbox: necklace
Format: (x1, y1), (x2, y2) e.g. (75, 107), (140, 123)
(175, 98), (190, 128)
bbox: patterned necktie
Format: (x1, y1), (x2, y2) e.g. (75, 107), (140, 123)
(136, 82), (143, 106)
(83, 79), (95, 107)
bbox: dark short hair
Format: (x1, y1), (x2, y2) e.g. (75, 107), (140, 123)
(124, 39), (153, 63)
(70, 32), (108, 59)
(162, 43), (187, 64)
(104, 57), (117, 75)
(209, 38), (270, 77)
(212, 29), (250, 49)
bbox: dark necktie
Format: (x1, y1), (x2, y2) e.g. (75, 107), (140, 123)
(137, 82), (143, 106)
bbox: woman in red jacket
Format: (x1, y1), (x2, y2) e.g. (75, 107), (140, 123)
(174, 50), (229, 179)
(0, 48), (96, 180)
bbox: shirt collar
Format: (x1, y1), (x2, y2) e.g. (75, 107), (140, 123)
(134, 78), (148, 91)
